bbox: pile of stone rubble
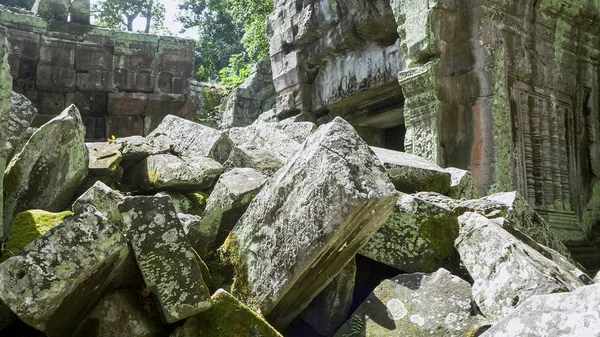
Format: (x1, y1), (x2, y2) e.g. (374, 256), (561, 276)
(0, 97), (599, 337)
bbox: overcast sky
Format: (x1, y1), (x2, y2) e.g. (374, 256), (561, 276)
(89, 0), (198, 39)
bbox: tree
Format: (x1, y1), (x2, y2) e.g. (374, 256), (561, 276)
(178, 0), (274, 86)
(92, 0), (166, 33)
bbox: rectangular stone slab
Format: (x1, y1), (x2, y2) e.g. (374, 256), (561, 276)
(119, 196), (212, 323)
(222, 117), (397, 328)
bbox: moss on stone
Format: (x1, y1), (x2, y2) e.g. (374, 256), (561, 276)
(419, 214), (459, 261)
(1, 210), (73, 262)
(185, 192), (209, 216)
(173, 290), (282, 337)
(219, 233), (252, 307)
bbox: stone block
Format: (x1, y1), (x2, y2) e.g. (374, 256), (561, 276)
(144, 92), (189, 116)
(107, 92), (147, 116)
(76, 70), (115, 92)
(119, 196), (212, 323)
(75, 44), (112, 71)
(37, 90), (65, 115)
(3, 92), (37, 161)
(39, 37), (75, 68)
(65, 91), (108, 117)
(223, 145), (286, 176)
(36, 64), (76, 91)
(15, 59), (37, 91)
(73, 181), (125, 230)
(2, 105), (88, 238)
(7, 29), (40, 61)
(86, 142), (122, 177)
(106, 115), (144, 137)
(113, 69), (155, 92)
(0, 205), (131, 337)
(220, 117), (397, 328)
(82, 116), (106, 140)
(147, 115), (234, 164)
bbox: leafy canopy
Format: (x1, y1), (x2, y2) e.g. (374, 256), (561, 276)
(92, 0), (168, 34)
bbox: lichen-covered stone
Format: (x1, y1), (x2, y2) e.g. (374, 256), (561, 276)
(127, 154), (223, 192)
(188, 168), (267, 259)
(115, 135), (173, 168)
(0, 209), (73, 262)
(221, 117), (397, 328)
(178, 213), (201, 235)
(267, 118), (317, 144)
(3, 92), (37, 162)
(0, 25), (10, 248)
(0, 205), (131, 337)
(480, 283), (600, 337)
(300, 258), (356, 337)
(456, 212), (587, 323)
(2, 104), (88, 240)
(227, 120), (303, 162)
(171, 289), (283, 337)
(334, 268), (489, 337)
(33, 0), (70, 21)
(224, 145), (286, 176)
(370, 146), (451, 194)
(119, 196), (212, 323)
(87, 142), (123, 177)
(155, 191), (208, 216)
(360, 193), (460, 273)
(72, 181), (125, 230)
(455, 192), (571, 259)
(77, 290), (166, 337)
(147, 115), (234, 164)
(444, 167), (479, 200)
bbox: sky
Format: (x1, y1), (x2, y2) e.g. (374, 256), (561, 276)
(89, 0), (198, 39)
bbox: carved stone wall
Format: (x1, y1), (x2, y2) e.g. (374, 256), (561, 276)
(0, 7), (195, 140)
(267, 0), (405, 146)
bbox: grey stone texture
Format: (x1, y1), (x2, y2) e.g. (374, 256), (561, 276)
(481, 283), (600, 337)
(3, 92), (37, 162)
(456, 212), (588, 324)
(115, 135), (173, 167)
(72, 181), (125, 230)
(119, 196), (212, 323)
(220, 117), (397, 329)
(227, 120), (303, 162)
(2, 104), (88, 239)
(188, 168), (268, 259)
(360, 192), (460, 273)
(77, 290), (166, 337)
(0, 7), (196, 139)
(86, 142), (122, 177)
(126, 154), (223, 192)
(334, 269), (489, 337)
(148, 115), (234, 164)
(224, 145), (286, 176)
(0, 24), (12, 244)
(0, 205), (131, 337)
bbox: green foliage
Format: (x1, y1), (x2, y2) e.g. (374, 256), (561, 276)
(92, 0), (167, 34)
(179, 0), (273, 86)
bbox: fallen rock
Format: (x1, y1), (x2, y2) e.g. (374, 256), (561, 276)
(595, 271), (600, 283)
(76, 290), (166, 337)
(360, 193), (460, 273)
(0, 205), (131, 337)
(444, 167), (479, 200)
(0, 209), (73, 262)
(86, 142), (123, 178)
(227, 120), (303, 161)
(2, 105), (88, 239)
(72, 181), (125, 230)
(178, 214), (201, 235)
(119, 196), (212, 323)
(171, 289), (283, 337)
(127, 154), (223, 192)
(188, 168), (268, 258)
(147, 115), (234, 164)
(221, 117), (397, 328)
(115, 135), (172, 167)
(334, 268), (489, 337)
(224, 145), (286, 176)
(480, 283), (600, 337)
(300, 258), (357, 337)
(4, 92), (37, 162)
(268, 118), (316, 143)
(370, 146), (451, 194)
(155, 191), (207, 216)
(456, 212), (587, 323)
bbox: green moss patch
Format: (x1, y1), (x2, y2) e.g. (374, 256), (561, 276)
(1, 210), (73, 262)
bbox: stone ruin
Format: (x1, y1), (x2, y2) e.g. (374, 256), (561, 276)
(0, 0), (196, 139)
(0, 0), (599, 336)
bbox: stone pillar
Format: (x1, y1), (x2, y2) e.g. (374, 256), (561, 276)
(70, 0), (90, 25)
(32, 0), (70, 21)
(0, 25), (13, 244)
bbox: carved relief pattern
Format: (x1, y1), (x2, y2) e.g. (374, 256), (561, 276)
(514, 87), (572, 212)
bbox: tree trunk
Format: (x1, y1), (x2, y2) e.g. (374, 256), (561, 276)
(145, 0), (153, 33)
(126, 13), (136, 31)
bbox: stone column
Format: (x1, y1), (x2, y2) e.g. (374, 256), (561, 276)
(0, 25), (13, 245)
(70, 0), (90, 25)
(32, 0), (70, 21)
